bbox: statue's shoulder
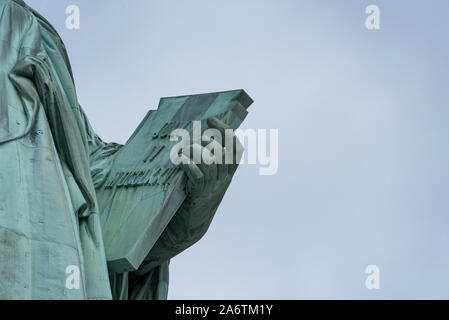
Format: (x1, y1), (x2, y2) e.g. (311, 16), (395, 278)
(0, 1), (39, 53)
(1, 0), (35, 28)
(3, 0), (29, 12)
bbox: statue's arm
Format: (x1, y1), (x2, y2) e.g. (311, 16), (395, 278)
(123, 117), (243, 300)
(78, 104), (243, 300)
(134, 117), (242, 273)
(79, 109), (229, 300)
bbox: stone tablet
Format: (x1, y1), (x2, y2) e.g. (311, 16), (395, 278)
(97, 90), (253, 274)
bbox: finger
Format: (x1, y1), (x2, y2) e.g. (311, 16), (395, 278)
(202, 139), (227, 179)
(192, 143), (218, 183)
(191, 141), (203, 165)
(207, 116), (231, 130)
(180, 154), (204, 196)
(202, 139), (224, 161)
(207, 117), (233, 146)
(207, 117), (243, 176)
(201, 128), (223, 148)
(229, 135), (244, 175)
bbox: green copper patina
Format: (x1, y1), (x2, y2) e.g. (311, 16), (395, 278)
(0, 0), (252, 300)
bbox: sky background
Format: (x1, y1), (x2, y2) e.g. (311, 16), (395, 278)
(25, 0), (449, 299)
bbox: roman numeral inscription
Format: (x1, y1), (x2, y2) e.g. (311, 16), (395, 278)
(143, 145), (165, 163)
(104, 167), (180, 189)
(152, 121), (190, 139)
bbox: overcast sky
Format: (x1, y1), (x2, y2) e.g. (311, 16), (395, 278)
(26, 0), (449, 299)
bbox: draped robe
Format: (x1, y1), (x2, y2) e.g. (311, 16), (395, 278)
(1, 0), (224, 300)
(0, 0), (113, 299)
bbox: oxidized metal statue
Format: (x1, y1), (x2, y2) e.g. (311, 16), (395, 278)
(0, 0), (252, 299)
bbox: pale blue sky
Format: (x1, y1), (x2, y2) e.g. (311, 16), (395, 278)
(26, 0), (449, 299)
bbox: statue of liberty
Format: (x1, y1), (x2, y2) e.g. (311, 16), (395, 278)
(0, 0), (252, 299)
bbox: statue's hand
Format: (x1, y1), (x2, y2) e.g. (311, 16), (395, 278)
(177, 116), (243, 221)
(142, 117), (242, 261)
